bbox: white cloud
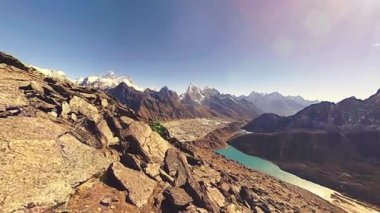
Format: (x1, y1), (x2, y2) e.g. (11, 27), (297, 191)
(374, 43), (380, 47)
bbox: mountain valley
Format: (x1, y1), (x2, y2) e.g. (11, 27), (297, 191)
(230, 92), (380, 207)
(2, 1), (379, 212)
(0, 51), (349, 212)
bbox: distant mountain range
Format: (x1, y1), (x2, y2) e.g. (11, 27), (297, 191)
(76, 73), (318, 121)
(108, 83), (218, 121)
(181, 84), (261, 120)
(230, 89), (380, 206)
(240, 91), (319, 116)
(76, 71), (143, 91)
(244, 90), (380, 133)
(107, 83), (262, 121)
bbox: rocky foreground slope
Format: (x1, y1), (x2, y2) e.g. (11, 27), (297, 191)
(0, 52), (343, 212)
(231, 94), (380, 207)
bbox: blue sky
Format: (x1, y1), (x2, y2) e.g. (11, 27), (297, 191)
(0, 0), (380, 102)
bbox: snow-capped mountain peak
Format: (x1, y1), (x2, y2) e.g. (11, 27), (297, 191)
(77, 71), (143, 91)
(185, 83), (205, 103)
(182, 83), (221, 103)
(203, 86), (220, 97)
(103, 70), (116, 78)
(28, 65), (69, 81)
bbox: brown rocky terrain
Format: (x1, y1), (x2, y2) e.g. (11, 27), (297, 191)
(231, 94), (380, 207)
(0, 52), (345, 212)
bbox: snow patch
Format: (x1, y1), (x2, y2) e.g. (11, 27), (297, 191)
(29, 65), (70, 81)
(77, 71), (144, 91)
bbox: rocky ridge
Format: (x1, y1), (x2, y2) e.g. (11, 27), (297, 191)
(182, 84), (262, 121)
(108, 83), (218, 121)
(0, 52), (343, 212)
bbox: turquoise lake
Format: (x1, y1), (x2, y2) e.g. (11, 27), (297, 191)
(216, 145), (336, 201)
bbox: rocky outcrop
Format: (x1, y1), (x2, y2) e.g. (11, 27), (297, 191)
(0, 52), (345, 212)
(123, 121), (172, 163)
(163, 148), (220, 212)
(69, 96), (101, 122)
(0, 116), (112, 212)
(0, 51), (28, 70)
(111, 162), (157, 208)
(165, 187), (193, 207)
(0, 55), (141, 211)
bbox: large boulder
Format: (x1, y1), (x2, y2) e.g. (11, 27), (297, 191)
(144, 163), (162, 181)
(192, 165), (221, 186)
(0, 116), (112, 212)
(111, 162), (157, 208)
(166, 187), (193, 207)
(0, 67), (30, 107)
(69, 96), (101, 122)
(61, 101), (71, 118)
(207, 187), (226, 208)
(123, 121), (171, 164)
(97, 119), (119, 146)
(163, 148), (220, 212)
(164, 148), (189, 187)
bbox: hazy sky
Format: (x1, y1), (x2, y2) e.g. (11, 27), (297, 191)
(0, 0), (379, 102)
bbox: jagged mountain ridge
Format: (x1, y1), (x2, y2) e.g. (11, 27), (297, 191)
(108, 83), (218, 121)
(180, 84), (220, 104)
(0, 51), (342, 212)
(244, 91), (380, 133)
(182, 84), (317, 119)
(240, 91), (319, 116)
(108, 83), (262, 121)
(76, 72), (315, 120)
(181, 84), (262, 120)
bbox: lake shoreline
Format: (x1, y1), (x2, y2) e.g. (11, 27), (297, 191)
(217, 145), (380, 213)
